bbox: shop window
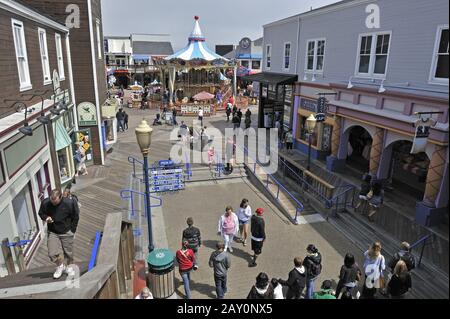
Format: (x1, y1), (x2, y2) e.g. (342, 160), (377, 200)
(57, 146), (74, 184)
(266, 45), (271, 69)
(252, 60), (261, 70)
(0, 155), (5, 188)
(430, 26), (449, 84)
(241, 60), (249, 68)
(55, 33), (65, 80)
(104, 119), (117, 144)
(38, 28), (51, 85)
(12, 183), (37, 243)
(284, 42), (291, 70)
(299, 116), (318, 147)
(0, 207), (15, 277)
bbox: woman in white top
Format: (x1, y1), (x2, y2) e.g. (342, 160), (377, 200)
(237, 199), (252, 246)
(361, 242), (386, 299)
(218, 206), (239, 253)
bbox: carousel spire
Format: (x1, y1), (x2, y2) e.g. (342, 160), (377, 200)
(189, 15), (205, 42)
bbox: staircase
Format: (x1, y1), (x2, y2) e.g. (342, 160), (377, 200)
(328, 211), (449, 299)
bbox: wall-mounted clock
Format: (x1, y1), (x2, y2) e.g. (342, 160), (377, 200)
(77, 102), (98, 126)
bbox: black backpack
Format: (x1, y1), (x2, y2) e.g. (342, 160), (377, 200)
(308, 258), (322, 277)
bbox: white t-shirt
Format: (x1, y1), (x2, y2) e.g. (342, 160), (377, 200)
(198, 109), (204, 117)
(237, 205), (252, 223)
(273, 284), (284, 299)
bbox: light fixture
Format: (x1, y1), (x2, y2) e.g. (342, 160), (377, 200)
(13, 102), (33, 136)
(378, 80), (386, 93)
(59, 92), (69, 111)
(135, 120), (153, 155)
(303, 74), (308, 81)
(306, 114), (317, 134)
(312, 74), (317, 82)
(347, 76), (354, 89)
(21, 91), (51, 124)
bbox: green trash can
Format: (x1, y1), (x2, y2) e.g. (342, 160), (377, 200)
(147, 249), (175, 299)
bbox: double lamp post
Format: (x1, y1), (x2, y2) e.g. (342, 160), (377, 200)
(305, 114), (317, 171)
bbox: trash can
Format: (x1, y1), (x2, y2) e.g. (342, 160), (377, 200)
(147, 249), (175, 299)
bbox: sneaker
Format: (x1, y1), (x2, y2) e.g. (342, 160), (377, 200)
(53, 264), (66, 279)
(243, 241), (247, 247)
(65, 266), (75, 276)
(193, 265), (199, 271)
(228, 247), (233, 253)
(249, 262), (257, 268)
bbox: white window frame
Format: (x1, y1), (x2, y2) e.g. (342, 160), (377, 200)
(283, 42), (292, 71)
(266, 44), (271, 70)
(429, 25), (449, 85)
(55, 33), (66, 81)
(96, 19), (102, 60)
(11, 19), (32, 92)
(354, 31), (392, 79)
(38, 28), (51, 85)
(304, 38), (326, 74)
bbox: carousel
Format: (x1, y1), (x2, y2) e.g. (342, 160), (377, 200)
(157, 16), (237, 116)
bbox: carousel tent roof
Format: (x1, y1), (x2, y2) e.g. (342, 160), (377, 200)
(193, 91), (215, 101)
(164, 16), (229, 63)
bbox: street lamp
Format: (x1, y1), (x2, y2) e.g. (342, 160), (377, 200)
(135, 120), (154, 253)
(305, 114), (317, 171)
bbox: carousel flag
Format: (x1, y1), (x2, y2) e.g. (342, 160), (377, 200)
(411, 116), (436, 154)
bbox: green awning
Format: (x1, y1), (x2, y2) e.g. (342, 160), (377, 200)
(53, 118), (72, 151)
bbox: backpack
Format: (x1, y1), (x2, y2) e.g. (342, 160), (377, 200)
(308, 258), (322, 277)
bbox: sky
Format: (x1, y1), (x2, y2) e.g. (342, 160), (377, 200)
(101, 0), (341, 51)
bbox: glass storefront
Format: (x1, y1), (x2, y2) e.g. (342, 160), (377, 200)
(12, 183), (37, 243)
(58, 146), (75, 184)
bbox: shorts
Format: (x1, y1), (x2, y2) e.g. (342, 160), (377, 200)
(239, 219), (250, 225)
(251, 240), (263, 255)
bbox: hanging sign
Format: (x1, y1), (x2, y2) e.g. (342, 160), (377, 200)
(78, 102), (98, 126)
(410, 117), (434, 154)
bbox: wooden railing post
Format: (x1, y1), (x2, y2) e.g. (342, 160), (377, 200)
(1, 238), (16, 275)
(117, 239), (127, 294)
(13, 236), (25, 272)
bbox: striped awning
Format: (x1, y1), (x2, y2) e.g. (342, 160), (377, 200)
(164, 16), (229, 64)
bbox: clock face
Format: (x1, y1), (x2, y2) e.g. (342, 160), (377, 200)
(78, 102), (97, 126)
(240, 38), (251, 49)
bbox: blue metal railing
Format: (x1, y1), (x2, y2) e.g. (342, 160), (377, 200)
(410, 234), (435, 268)
(241, 146), (304, 224)
(128, 156), (144, 178)
(2, 239), (32, 247)
(88, 232), (102, 271)
(120, 189), (162, 218)
(215, 152), (224, 177)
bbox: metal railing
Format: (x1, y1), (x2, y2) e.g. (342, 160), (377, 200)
(120, 189), (162, 218)
(242, 146), (305, 224)
(410, 234), (435, 268)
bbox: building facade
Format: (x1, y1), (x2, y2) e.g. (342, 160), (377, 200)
(261, 0), (448, 227)
(21, 0), (110, 166)
(0, 0), (76, 276)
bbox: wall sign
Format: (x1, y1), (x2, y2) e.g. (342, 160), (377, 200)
(77, 102), (98, 126)
(300, 98), (317, 112)
(411, 118), (434, 154)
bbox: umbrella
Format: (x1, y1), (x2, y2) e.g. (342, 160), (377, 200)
(193, 91), (215, 101)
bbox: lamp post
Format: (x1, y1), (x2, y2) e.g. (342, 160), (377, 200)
(135, 120), (154, 253)
(306, 114), (317, 171)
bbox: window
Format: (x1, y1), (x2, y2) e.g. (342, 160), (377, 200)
(252, 60), (261, 70)
(266, 45), (271, 69)
(305, 39), (326, 73)
(38, 28), (51, 85)
(12, 183), (38, 243)
(11, 19), (32, 91)
(55, 33), (65, 80)
(284, 43), (291, 70)
(241, 60), (249, 68)
(96, 19), (102, 59)
(356, 32), (391, 77)
(430, 25), (449, 84)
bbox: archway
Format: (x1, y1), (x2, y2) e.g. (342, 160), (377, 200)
(386, 140), (430, 200)
(346, 126), (373, 173)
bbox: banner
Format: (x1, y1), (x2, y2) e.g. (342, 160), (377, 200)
(410, 118), (433, 154)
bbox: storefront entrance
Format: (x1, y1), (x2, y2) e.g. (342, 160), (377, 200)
(387, 141), (429, 200)
(346, 126), (373, 173)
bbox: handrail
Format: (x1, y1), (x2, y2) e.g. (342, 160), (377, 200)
(88, 232), (102, 271)
(410, 234), (434, 268)
(128, 156), (144, 178)
(242, 146), (304, 224)
(120, 189), (162, 218)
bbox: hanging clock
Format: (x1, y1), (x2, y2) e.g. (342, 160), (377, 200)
(77, 102), (98, 126)
(240, 38), (251, 49)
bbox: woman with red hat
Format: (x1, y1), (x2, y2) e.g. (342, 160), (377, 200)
(249, 208), (266, 267)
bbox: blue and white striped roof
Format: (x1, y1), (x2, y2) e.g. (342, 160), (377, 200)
(165, 16), (229, 63)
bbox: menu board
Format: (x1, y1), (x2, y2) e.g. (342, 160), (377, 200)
(283, 85), (293, 129)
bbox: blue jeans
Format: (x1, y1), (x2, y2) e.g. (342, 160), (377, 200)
(180, 271), (192, 299)
(214, 275), (227, 299)
(306, 277), (318, 299)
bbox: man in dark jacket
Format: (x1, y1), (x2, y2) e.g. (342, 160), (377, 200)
(303, 244), (322, 299)
(389, 242), (416, 272)
(38, 189), (79, 279)
(116, 109), (125, 132)
(123, 111), (129, 130)
(182, 217), (202, 270)
(279, 257), (306, 299)
(249, 208), (266, 267)
(209, 242), (231, 299)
